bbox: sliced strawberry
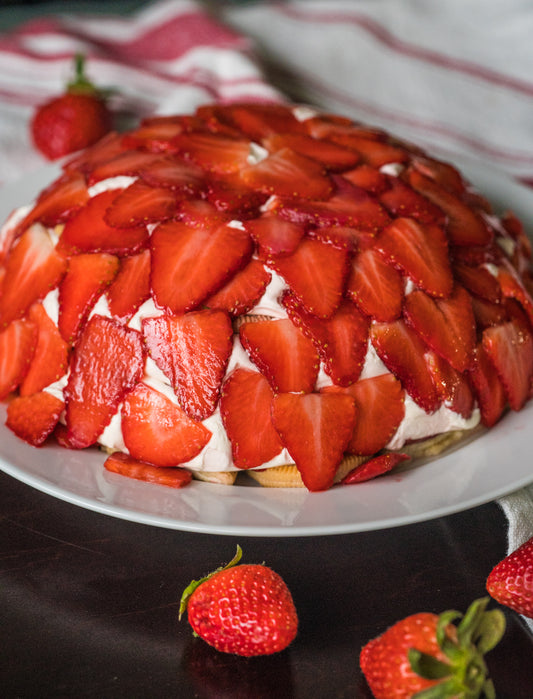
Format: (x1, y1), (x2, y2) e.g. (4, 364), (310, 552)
(496, 260), (533, 326)
(283, 292), (369, 387)
(347, 247), (404, 322)
(138, 155), (206, 195)
(121, 381), (211, 466)
(269, 237), (349, 318)
(57, 190), (148, 256)
(87, 149), (163, 185)
(482, 320), (533, 411)
(177, 199), (230, 228)
(245, 214), (304, 257)
(120, 120), (188, 152)
(425, 350), (475, 418)
(376, 217), (453, 298)
(150, 219), (252, 314)
(263, 133), (360, 171)
(371, 319), (440, 413)
(6, 391), (64, 446)
(64, 315), (144, 448)
(19, 303), (69, 396)
(104, 451), (193, 488)
(104, 180), (178, 228)
(205, 173), (267, 217)
(0, 224), (67, 327)
(342, 452), (409, 484)
(411, 155), (465, 194)
(271, 391), (356, 491)
(0, 318), (37, 400)
(326, 132), (409, 168)
(453, 262), (502, 304)
(106, 249), (151, 323)
(239, 318), (319, 393)
(322, 373), (405, 455)
(62, 131), (125, 176)
(58, 253), (119, 344)
(404, 285), (476, 372)
(307, 225), (365, 252)
(142, 309), (233, 420)
(342, 164), (388, 193)
(172, 132), (251, 174)
(220, 367), (283, 469)
(304, 116), (383, 141)
(471, 296), (508, 329)
(206, 258), (271, 316)
(379, 176), (444, 224)
(467, 342), (507, 427)
(222, 102), (306, 140)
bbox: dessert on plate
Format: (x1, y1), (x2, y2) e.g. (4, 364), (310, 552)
(1, 102), (532, 491)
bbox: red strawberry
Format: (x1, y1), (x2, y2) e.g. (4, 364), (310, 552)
(173, 132), (251, 174)
(87, 149), (163, 185)
(0, 224), (67, 327)
(120, 118), (190, 152)
(453, 262), (502, 304)
(327, 132), (408, 168)
(179, 545), (298, 656)
(121, 381), (211, 466)
(142, 309), (233, 421)
(239, 318), (319, 393)
(0, 318), (37, 400)
(19, 303), (69, 396)
(342, 452), (409, 484)
(103, 451), (192, 488)
(347, 247), (404, 322)
(106, 249), (151, 323)
(487, 536), (533, 618)
(205, 173), (267, 217)
(31, 54), (112, 160)
(271, 391), (356, 491)
(307, 224), (364, 252)
(376, 217), (453, 298)
(62, 131), (125, 177)
(138, 155), (206, 195)
(245, 213), (304, 257)
(150, 219), (252, 314)
(496, 260), (533, 326)
(467, 342), (507, 427)
(379, 176), (444, 224)
(206, 258), (271, 316)
(220, 368), (283, 469)
(343, 164), (388, 193)
(64, 315), (144, 448)
(104, 180), (178, 228)
(411, 154), (465, 193)
(6, 391), (64, 446)
(263, 132), (360, 171)
(222, 102), (305, 140)
(360, 597), (504, 699)
(470, 296), (507, 330)
(425, 350), (475, 419)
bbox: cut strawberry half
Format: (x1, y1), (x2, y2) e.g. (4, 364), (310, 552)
(106, 249), (151, 323)
(64, 315), (144, 448)
(271, 391), (356, 491)
(6, 391), (64, 446)
(322, 373), (405, 455)
(104, 180), (178, 228)
(58, 252), (119, 344)
(262, 133), (360, 171)
(404, 285), (476, 372)
(58, 190), (148, 256)
(121, 381), (211, 466)
(206, 258), (271, 316)
(19, 303), (69, 396)
(347, 247), (404, 322)
(245, 214), (304, 258)
(376, 217), (453, 298)
(379, 176), (444, 224)
(172, 132), (251, 174)
(283, 292), (369, 386)
(425, 350), (475, 418)
(138, 155), (206, 195)
(371, 319), (440, 413)
(220, 367), (283, 469)
(150, 219), (252, 314)
(239, 318), (319, 393)
(142, 309), (233, 421)
(104, 451), (193, 488)
(0, 224), (67, 327)
(342, 452), (409, 484)
(269, 237), (349, 318)
(0, 318), (37, 400)
(468, 342), (507, 427)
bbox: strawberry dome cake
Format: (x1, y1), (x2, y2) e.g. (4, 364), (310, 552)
(1, 102), (532, 492)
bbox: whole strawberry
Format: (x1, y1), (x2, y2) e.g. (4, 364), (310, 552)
(360, 597), (505, 699)
(179, 546), (298, 656)
(486, 535), (533, 618)
(31, 54), (112, 160)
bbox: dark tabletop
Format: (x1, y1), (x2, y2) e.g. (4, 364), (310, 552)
(1, 470), (533, 698)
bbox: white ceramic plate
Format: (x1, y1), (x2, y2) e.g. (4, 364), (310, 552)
(0, 162), (532, 537)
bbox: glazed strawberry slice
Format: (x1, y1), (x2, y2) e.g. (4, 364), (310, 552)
(411, 155), (465, 194)
(87, 149), (163, 185)
(138, 155), (206, 195)
(468, 342), (507, 427)
(371, 319), (440, 413)
(106, 249), (151, 323)
(220, 368), (283, 469)
(120, 119), (188, 152)
(104, 180), (178, 228)
(470, 296), (507, 329)
(307, 225), (368, 252)
(240, 147), (333, 200)
(271, 391), (356, 491)
(376, 217), (453, 298)
(150, 219), (252, 314)
(404, 285), (476, 372)
(322, 373), (405, 455)
(347, 247), (404, 322)
(0, 318), (37, 400)
(121, 381), (211, 466)
(205, 173), (267, 217)
(143, 309), (233, 421)
(262, 133), (361, 171)
(58, 190), (148, 256)
(379, 177), (444, 224)
(172, 132), (251, 174)
(239, 318), (319, 393)
(342, 452), (410, 484)
(269, 237), (349, 318)
(104, 451), (193, 488)
(0, 224), (67, 327)
(19, 303), (69, 396)
(496, 260), (533, 326)
(245, 214), (304, 257)
(62, 131), (125, 175)
(425, 350), (475, 418)
(6, 391), (64, 446)
(482, 319), (533, 411)
(326, 132), (409, 168)
(220, 102), (306, 140)
(283, 292), (369, 386)
(206, 258), (271, 316)
(453, 262), (502, 304)
(64, 315), (144, 448)
(342, 164), (388, 193)
(58, 253), (119, 344)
